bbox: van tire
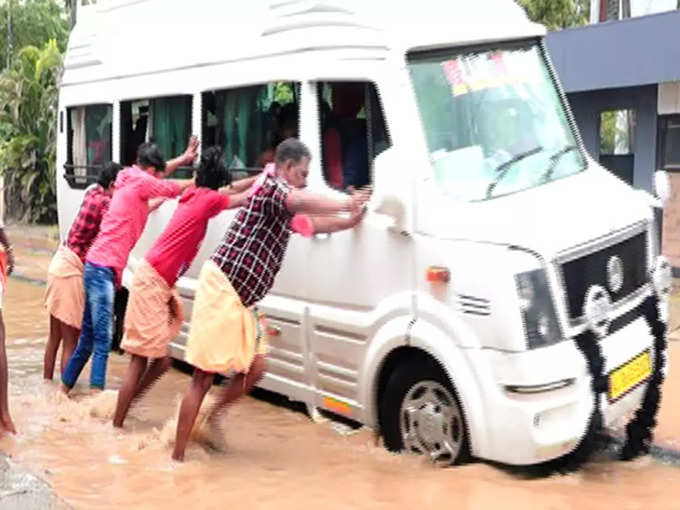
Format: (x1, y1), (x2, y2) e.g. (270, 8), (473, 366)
(379, 358), (470, 465)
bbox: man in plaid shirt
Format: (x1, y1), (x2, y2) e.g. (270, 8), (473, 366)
(172, 138), (370, 461)
(43, 162), (122, 380)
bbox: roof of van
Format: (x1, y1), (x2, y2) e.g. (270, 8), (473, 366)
(62, 0), (544, 86)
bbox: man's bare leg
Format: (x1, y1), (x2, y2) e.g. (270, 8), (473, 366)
(208, 354), (266, 422)
(43, 315), (62, 380)
(112, 354), (147, 428)
(132, 356), (172, 402)
(172, 369), (214, 461)
(0, 311), (15, 433)
(60, 323), (80, 376)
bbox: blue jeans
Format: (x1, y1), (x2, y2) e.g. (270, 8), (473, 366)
(61, 262), (115, 389)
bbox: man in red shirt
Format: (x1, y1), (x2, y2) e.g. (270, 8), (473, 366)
(43, 162), (122, 380)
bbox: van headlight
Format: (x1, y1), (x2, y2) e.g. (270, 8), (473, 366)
(515, 269), (563, 349)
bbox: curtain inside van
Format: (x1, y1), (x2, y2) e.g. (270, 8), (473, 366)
(152, 96), (191, 162)
(218, 86), (267, 169)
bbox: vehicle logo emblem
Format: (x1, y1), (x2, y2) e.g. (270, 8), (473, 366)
(607, 255), (624, 294)
(583, 285), (612, 338)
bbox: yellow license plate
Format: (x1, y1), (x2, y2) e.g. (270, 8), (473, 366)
(608, 350), (652, 402)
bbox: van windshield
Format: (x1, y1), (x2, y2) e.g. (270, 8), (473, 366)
(408, 41), (586, 201)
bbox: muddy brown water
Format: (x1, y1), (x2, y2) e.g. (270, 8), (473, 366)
(1, 279), (680, 510)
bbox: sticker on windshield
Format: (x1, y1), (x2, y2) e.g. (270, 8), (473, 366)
(441, 51), (537, 97)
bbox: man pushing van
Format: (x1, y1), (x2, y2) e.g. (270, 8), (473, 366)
(172, 138), (371, 461)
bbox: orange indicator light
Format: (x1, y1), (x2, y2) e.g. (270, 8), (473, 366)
(426, 266), (450, 283)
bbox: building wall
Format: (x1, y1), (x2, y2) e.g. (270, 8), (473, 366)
(662, 173), (680, 269)
(567, 85), (658, 192)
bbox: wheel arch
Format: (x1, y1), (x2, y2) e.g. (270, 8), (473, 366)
(361, 317), (489, 458)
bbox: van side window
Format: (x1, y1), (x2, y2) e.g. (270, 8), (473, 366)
(317, 81), (390, 191)
(202, 82), (299, 179)
(65, 104), (112, 189)
(120, 95), (193, 178)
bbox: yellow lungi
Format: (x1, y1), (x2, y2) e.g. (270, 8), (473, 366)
(186, 260), (267, 374)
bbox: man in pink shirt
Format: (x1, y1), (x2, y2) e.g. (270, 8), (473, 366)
(61, 139), (197, 393)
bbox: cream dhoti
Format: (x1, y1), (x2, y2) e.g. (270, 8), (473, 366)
(44, 245), (85, 329)
(121, 260), (184, 359)
(186, 260), (266, 374)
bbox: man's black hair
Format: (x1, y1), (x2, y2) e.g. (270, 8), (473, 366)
(196, 146), (229, 190)
(136, 142), (166, 172)
(97, 161), (123, 188)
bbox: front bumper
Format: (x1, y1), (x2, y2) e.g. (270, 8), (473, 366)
(474, 294), (664, 466)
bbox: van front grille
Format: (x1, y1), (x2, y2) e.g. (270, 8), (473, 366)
(561, 232), (648, 320)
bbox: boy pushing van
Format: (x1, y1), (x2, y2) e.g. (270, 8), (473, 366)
(172, 138), (370, 461)
(44, 162), (122, 380)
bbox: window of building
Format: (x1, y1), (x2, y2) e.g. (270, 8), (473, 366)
(600, 109), (636, 155)
(65, 104), (112, 189)
(120, 95), (193, 178)
(202, 82), (299, 179)
(599, 109), (636, 185)
(660, 116), (680, 170)
(317, 81), (390, 191)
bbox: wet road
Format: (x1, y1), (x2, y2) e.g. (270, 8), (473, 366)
(2, 279), (680, 510)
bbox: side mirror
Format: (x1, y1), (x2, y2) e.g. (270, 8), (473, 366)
(654, 170), (671, 206)
(371, 148), (412, 235)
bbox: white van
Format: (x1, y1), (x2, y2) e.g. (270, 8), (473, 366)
(56, 0), (671, 466)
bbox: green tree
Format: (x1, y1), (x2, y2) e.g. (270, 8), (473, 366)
(0, 0), (69, 73)
(0, 40), (62, 222)
(516, 0), (590, 30)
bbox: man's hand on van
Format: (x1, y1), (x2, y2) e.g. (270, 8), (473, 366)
(348, 185), (372, 215)
(183, 135), (199, 165)
(164, 136), (200, 177)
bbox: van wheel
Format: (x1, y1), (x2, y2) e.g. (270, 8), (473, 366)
(380, 358), (469, 465)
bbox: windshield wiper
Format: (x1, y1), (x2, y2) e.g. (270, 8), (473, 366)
(540, 145), (579, 183)
(486, 146), (543, 199)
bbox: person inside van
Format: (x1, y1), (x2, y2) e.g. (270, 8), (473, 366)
(320, 99), (344, 189)
(171, 138), (371, 461)
(333, 83), (370, 190)
(257, 103), (299, 168)
(112, 146), (259, 429)
(0, 223), (15, 435)
(60, 138), (198, 395)
(43, 161), (123, 381)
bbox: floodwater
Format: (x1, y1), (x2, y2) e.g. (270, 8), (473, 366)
(1, 279), (680, 510)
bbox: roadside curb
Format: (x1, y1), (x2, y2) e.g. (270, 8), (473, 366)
(0, 455), (70, 509)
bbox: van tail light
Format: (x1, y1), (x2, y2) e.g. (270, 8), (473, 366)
(426, 266), (450, 283)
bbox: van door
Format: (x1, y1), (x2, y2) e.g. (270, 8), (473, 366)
(302, 80), (414, 419)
